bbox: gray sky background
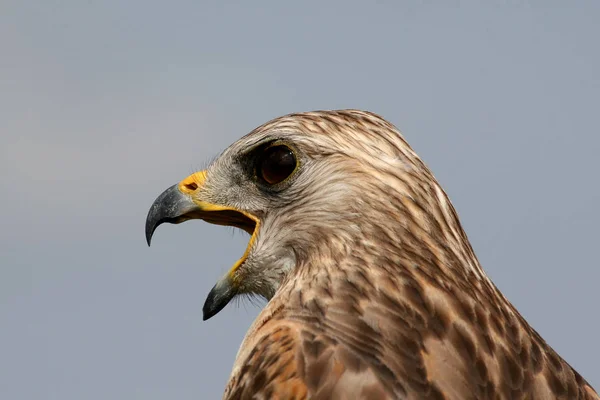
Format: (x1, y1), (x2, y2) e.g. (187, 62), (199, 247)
(1, 1), (599, 399)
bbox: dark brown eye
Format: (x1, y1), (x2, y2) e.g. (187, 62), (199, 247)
(257, 145), (297, 185)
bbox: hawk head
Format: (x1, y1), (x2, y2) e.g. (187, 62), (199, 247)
(145, 110), (453, 320)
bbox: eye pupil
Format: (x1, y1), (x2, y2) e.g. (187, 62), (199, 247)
(259, 145), (296, 185)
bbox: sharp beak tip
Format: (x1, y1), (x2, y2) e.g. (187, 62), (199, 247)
(144, 212), (158, 247)
(202, 297), (219, 321)
(202, 279), (236, 321)
(201, 299), (218, 319)
(201, 303), (222, 321)
(144, 184), (195, 249)
(145, 219), (156, 247)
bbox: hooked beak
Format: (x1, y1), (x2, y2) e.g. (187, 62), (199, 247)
(145, 171), (260, 320)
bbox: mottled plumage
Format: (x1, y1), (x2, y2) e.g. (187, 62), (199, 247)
(146, 110), (597, 399)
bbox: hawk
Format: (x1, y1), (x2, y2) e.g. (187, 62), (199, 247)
(145, 110), (597, 399)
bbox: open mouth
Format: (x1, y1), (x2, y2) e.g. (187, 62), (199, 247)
(198, 209), (257, 236)
(145, 171), (262, 320)
(194, 208), (260, 281)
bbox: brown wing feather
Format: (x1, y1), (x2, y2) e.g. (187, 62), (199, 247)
(224, 318), (397, 400)
(223, 321), (308, 400)
(224, 267), (598, 400)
